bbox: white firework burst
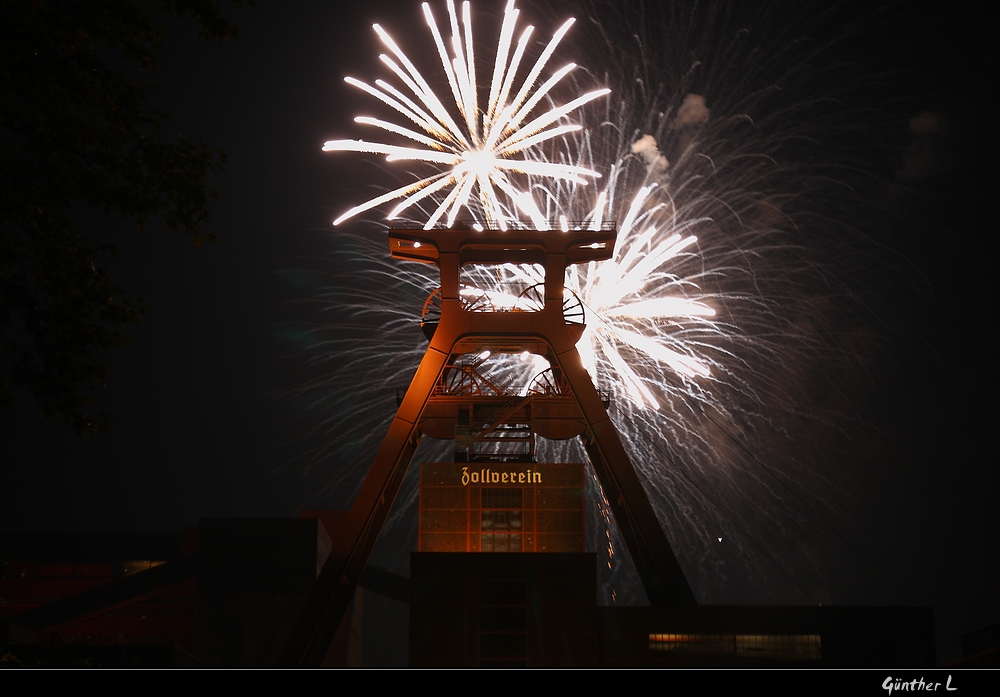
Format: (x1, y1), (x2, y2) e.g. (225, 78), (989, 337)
(324, 0), (609, 229)
(569, 183), (717, 410)
(456, 170), (722, 411)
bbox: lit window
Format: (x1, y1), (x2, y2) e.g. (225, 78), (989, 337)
(649, 633), (822, 661)
(481, 488), (523, 553)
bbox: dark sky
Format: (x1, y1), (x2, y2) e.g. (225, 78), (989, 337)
(1, 0), (994, 666)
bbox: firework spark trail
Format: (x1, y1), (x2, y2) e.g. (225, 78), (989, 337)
(304, 0), (912, 606)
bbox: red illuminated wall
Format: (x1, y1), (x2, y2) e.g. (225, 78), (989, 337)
(1, 550), (194, 648)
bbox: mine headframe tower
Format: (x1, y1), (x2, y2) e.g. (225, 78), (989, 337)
(280, 225), (696, 666)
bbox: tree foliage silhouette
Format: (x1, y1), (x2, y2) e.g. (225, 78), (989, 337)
(1, 0), (249, 432)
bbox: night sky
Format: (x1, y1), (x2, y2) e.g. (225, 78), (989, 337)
(1, 0), (994, 666)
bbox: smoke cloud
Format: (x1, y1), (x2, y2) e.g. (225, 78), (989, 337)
(631, 134), (669, 174)
(671, 94), (710, 129)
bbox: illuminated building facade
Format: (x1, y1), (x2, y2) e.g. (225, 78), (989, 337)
(418, 462), (584, 554)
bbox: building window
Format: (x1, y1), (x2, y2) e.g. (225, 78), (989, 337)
(481, 488), (523, 552)
(649, 633), (822, 661)
(482, 488), (523, 508)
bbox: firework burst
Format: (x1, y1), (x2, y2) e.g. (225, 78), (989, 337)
(324, 0), (608, 229)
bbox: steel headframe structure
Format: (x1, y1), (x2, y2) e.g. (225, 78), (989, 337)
(279, 225), (695, 666)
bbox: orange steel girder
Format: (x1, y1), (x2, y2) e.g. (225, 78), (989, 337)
(279, 228), (695, 666)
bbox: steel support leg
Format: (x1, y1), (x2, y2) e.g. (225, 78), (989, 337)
(278, 347), (449, 666)
(557, 347), (697, 606)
